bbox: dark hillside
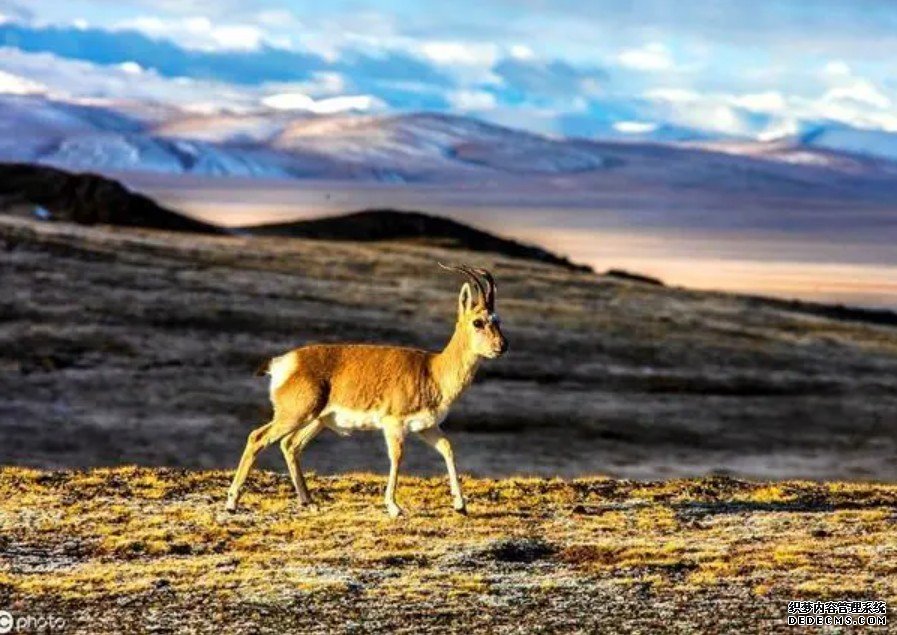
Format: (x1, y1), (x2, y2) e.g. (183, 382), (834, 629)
(0, 163), (223, 234)
(243, 209), (592, 272)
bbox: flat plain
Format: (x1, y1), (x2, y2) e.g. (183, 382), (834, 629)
(1, 467), (895, 633)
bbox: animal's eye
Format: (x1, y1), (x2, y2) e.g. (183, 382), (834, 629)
(472, 319), (485, 329)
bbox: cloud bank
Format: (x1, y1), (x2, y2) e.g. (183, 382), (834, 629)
(1, 1), (896, 140)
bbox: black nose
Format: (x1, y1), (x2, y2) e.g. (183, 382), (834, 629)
(499, 340), (509, 354)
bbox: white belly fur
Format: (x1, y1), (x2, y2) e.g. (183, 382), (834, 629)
(321, 405), (447, 436)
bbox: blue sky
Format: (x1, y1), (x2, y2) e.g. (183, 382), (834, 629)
(1, 0), (896, 138)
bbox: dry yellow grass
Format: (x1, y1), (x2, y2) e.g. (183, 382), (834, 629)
(0, 467), (895, 633)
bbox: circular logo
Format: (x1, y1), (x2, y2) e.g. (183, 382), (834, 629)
(0, 610), (13, 634)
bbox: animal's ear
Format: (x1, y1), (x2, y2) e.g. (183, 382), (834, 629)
(458, 282), (475, 313)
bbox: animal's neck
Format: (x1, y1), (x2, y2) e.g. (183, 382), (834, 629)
(432, 325), (480, 407)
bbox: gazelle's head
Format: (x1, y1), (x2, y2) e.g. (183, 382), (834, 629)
(440, 263), (508, 359)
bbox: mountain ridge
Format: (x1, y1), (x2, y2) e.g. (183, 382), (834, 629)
(0, 162), (223, 233)
(243, 209), (592, 272)
(3, 94), (897, 188)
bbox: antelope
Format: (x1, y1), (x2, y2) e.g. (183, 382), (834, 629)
(225, 264), (507, 517)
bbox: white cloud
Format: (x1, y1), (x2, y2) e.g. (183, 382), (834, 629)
(415, 41), (501, 84)
(613, 121), (659, 134)
(304, 72), (347, 96)
(757, 118), (799, 141)
(249, 73), (349, 103)
(284, 12), (400, 61)
(823, 60), (851, 77)
(804, 60), (895, 121)
(645, 87), (748, 135)
(0, 69), (47, 95)
(209, 24), (264, 50)
(314, 95), (385, 114)
(730, 91), (787, 114)
(261, 92), (383, 114)
(255, 9), (299, 28)
(509, 44), (535, 60)
(645, 88), (700, 103)
(0, 48), (389, 117)
(617, 43), (674, 72)
(823, 78), (891, 109)
(117, 15), (264, 51)
(260, 92), (315, 110)
(804, 97), (897, 132)
(0, 47), (251, 110)
(447, 89), (497, 112)
(419, 41), (498, 67)
(644, 65), (897, 139)
(117, 61), (144, 75)
(0, 0), (31, 23)
(692, 104), (744, 135)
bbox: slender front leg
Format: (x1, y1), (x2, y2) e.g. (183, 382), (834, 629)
(382, 422), (405, 518)
(418, 427), (466, 514)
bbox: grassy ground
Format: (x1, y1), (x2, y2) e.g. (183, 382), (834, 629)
(1, 467), (895, 633)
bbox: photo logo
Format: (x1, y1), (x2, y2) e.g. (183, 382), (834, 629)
(0, 611), (66, 633)
(0, 611), (12, 634)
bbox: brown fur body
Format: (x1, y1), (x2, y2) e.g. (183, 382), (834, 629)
(226, 265), (507, 517)
(269, 334), (480, 422)
(274, 344), (443, 418)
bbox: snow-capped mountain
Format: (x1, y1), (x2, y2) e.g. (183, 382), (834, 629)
(797, 123), (897, 163)
(0, 95), (620, 181)
(2, 93), (897, 188)
(267, 113), (612, 177)
(0, 95), (302, 178)
(690, 120), (897, 169)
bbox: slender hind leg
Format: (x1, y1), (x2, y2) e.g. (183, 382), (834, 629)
(280, 419), (325, 508)
(417, 427), (466, 514)
(226, 415), (296, 511)
(226, 386), (324, 511)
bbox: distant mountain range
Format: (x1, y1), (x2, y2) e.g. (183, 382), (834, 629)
(2, 93), (897, 192)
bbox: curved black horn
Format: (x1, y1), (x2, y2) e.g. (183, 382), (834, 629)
(438, 262), (488, 304)
(472, 268), (495, 309)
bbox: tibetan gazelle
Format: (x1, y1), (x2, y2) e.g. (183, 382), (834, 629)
(226, 263), (508, 517)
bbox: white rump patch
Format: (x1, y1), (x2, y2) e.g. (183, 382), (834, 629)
(267, 352), (298, 397)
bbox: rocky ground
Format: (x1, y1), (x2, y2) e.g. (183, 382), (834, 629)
(0, 467), (894, 633)
(2, 216), (897, 479)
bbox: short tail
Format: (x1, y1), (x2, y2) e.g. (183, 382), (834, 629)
(254, 358), (271, 377)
